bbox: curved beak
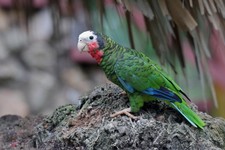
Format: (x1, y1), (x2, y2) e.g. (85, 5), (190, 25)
(77, 40), (89, 52)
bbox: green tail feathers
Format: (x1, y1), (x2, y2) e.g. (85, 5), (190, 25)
(171, 102), (206, 129)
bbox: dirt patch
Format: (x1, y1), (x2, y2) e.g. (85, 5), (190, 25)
(69, 108), (105, 128)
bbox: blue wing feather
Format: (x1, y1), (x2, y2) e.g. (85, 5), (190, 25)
(117, 77), (181, 103)
(118, 77), (134, 93)
(142, 87), (181, 102)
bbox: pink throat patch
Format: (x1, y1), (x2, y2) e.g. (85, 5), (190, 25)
(88, 42), (104, 64)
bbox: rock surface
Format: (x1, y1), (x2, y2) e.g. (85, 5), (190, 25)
(28, 8), (53, 41)
(0, 115), (44, 149)
(1, 84), (225, 150)
(22, 42), (56, 71)
(33, 84), (225, 150)
(0, 59), (25, 82)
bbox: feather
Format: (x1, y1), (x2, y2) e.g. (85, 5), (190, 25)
(171, 103), (197, 128)
(118, 77), (134, 93)
(143, 87), (181, 103)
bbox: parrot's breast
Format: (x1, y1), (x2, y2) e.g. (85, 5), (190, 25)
(99, 48), (125, 88)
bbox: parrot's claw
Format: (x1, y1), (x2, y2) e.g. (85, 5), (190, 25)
(110, 108), (138, 120)
(120, 91), (127, 96)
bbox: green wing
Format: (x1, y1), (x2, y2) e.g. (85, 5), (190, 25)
(114, 50), (184, 102)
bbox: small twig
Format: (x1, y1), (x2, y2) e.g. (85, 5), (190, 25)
(153, 129), (165, 144)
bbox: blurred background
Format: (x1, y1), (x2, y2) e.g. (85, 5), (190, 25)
(0, 0), (225, 118)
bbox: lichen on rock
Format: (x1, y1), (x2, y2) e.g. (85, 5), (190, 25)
(34, 83), (225, 150)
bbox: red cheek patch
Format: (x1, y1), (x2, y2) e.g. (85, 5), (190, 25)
(87, 42), (104, 64)
(88, 42), (98, 51)
(97, 50), (104, 57)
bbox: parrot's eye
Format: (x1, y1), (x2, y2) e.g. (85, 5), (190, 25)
(89, 36), (94, 40)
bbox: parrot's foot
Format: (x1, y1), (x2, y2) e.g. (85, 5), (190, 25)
(110, 108), (138, 120)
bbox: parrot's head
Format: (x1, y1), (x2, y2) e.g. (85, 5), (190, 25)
(77, 30), (105, 63)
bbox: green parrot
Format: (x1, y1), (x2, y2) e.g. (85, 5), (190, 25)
(77, 30), (205, 129)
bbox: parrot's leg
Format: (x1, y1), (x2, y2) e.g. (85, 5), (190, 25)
(110, 93), (143, 120)
(110, 107), (138, 120)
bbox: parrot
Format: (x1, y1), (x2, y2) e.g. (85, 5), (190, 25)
(77, 30), (205, 129)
